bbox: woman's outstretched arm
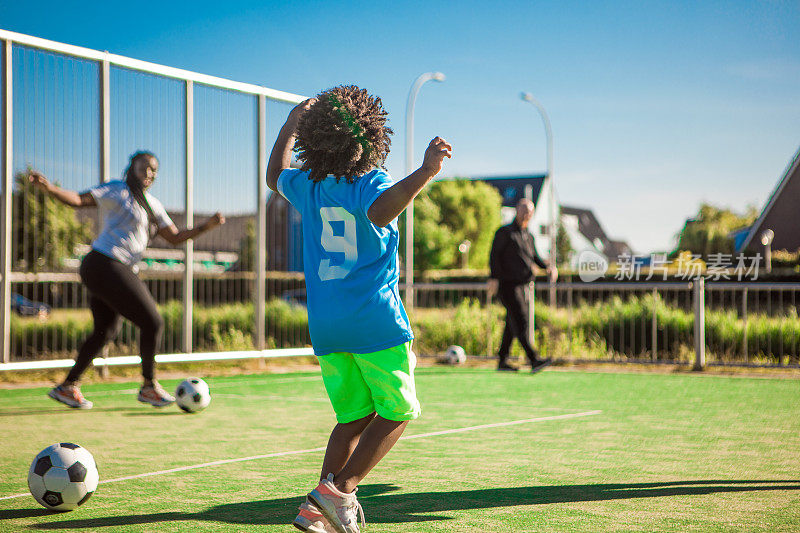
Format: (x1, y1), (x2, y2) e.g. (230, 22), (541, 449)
(157, 213), (226, 245)
(28, 170), (96, 208)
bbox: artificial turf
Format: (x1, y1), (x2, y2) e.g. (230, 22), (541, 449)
(0, 367), (798, 532)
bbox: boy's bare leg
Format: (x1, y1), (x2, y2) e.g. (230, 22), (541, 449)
(320, 413), (376, 481)
(333, 415), (409, 494)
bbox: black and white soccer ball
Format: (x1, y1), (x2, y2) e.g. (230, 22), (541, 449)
(445, 345), (467, 364)
(175, 377), (211, 413)
(28, 443), (98, 512)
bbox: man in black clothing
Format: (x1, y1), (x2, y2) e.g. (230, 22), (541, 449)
(489, 199), (557, 372)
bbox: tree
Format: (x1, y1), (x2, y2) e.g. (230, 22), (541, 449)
(673, 203), (758, 258)
(555, 217), (572, 268)
(237, 219), (256, 272)
(400, 179), (503, 273)
(12, 171), (92, 272)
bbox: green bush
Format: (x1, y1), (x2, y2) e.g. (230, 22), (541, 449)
(10, 294), (800, 364)
(10, 299), (310, 360)
(412, 299), (504, 356)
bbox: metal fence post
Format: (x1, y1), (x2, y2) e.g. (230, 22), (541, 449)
(1, 40), (12, 364)
(528, 281), (535, 347)
(651, 287), (658, 361)
(693, 278), (705, 370)
(567, 284), (573, 344)
(485, 284), (494, 358)
(182, 80), (193, 354)
(255, 94), (266, 350)
(98, 57), (111, 377)
(742, 287), (748, 363)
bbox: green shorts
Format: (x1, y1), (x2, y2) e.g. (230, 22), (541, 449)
(318, 341), (421, 424)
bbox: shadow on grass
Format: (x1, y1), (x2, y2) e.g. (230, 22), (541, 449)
(0, 407), (143, 417)
(0, 508), (55, 519)
(122, 411), (185, 417)
(21, 479), (800, 529)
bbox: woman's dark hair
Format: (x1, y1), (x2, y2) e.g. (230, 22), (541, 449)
(294, 85), (393, 183)
(124, 151), (159, 239)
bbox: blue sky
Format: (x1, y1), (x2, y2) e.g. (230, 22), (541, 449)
(2, 0), (798, 253)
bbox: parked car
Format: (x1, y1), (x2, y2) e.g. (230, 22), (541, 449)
(281, 289), (307, 307)
(12, 293), (51, 319)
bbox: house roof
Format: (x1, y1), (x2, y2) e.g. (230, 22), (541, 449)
(561, 206), (609, 246)
(607, 240), (633, 259)
(457, 174), (548, 207)
(561, 204), (632, 258)
(161, 212), (253, 253)
(77, 209), (254, 253)
(740, 146), (800, 252)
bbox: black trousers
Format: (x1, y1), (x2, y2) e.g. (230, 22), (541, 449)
(65, 250), (163, 383)
(497, 282), (539, 365)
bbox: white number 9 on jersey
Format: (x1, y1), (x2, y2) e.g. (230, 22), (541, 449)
(319, 207), (358, 281)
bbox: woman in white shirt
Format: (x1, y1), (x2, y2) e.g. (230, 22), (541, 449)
(29, 151), (225, 409)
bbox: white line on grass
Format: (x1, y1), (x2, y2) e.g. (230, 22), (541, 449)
(399, 411), (603, 440)
(0, 410), (601, 501)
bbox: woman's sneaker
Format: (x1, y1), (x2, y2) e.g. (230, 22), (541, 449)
(293, 499), (331, 532)
(48, 385), (93, 409)
(137, 382), (175, 407)
(308, 474), (365, 533)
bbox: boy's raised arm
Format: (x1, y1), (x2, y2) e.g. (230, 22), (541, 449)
(266, 98), (315, 193)
(367, 137), (452, 228)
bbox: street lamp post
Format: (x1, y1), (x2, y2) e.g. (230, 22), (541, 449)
(520, 91), (556, 307)
(404, 71), (445, 310)
(761, 229), (774, 273)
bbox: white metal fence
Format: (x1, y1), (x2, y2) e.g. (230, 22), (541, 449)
(2, 30), (798, 373)
(1, 29), (306, 366)
(535, 280), (800, 368)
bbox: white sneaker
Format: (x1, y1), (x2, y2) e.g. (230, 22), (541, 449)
(137, 382), (175, 407)
(308, 474), (365, 533)
(48, 385), (93, 409)
(293, 498), (332, 532)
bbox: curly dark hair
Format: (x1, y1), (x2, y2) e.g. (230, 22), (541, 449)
(294, 85), (393, 183)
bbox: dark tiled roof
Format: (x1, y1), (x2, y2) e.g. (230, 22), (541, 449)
(76, 209), (254, 253)
(607, 240), (633, 259)
(460, 174), (547, 207)
(161, 212), (254, 252)
(561, 205), (609, 244)
(561, 204), (632, 257)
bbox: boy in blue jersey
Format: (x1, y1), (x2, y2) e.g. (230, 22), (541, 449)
(267, 86), (451, 533)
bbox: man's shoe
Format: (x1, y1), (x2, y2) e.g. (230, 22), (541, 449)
(293, 498), (331, 532)
(137, 382), (175, 407)
(308, 474), (365, 533)
(530, 358), (552, 374)
(497, 363), (519, 372)
(48, 385), (93, 409)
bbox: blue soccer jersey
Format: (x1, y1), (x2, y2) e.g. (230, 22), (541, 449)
(277, 168), (413, 356)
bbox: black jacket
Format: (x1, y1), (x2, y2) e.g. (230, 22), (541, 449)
(489, 221), (548, 285)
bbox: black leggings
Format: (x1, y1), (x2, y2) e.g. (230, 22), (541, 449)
(65, 250), (163, 383)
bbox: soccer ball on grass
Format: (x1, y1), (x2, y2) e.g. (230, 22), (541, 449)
(28, 442), (98, 512)
(444, 345), (467, 365)
(175, 377), (211, 413)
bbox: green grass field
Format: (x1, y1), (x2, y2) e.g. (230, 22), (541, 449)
(1, 367), (799, 532)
